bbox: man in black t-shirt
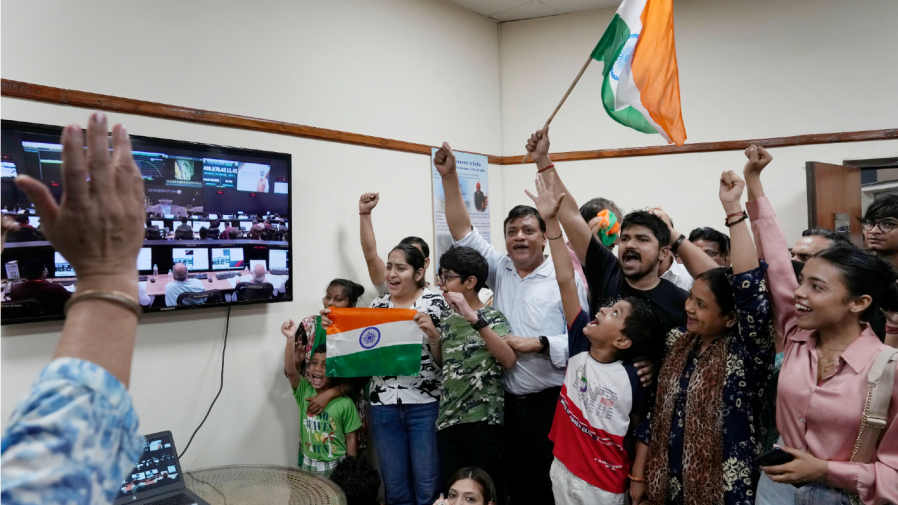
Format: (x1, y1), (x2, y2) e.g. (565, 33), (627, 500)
(524, 128), (690, 345)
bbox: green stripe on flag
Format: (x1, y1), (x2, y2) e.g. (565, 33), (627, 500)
(591, 14), (656, 134)
(312, 316), (327, 352)
(326, 344), (422, 378)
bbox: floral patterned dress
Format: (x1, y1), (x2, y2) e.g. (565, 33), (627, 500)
(636, 265), (774, 505)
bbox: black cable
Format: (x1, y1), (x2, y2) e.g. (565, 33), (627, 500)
(179, 307), (230, 459)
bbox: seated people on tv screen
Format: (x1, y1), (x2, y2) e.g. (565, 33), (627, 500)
(6, 257), (72, 314)
(164, 263), (205, 307)
(174, 218), (193, 240)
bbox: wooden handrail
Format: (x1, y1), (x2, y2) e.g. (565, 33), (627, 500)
(3, 79), (896, 166)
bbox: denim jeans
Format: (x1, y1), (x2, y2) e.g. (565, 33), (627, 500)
(370, 402), (440, 505)
(757, 471), (860, 505)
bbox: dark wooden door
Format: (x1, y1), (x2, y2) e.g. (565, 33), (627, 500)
(806, 162), (863, 246)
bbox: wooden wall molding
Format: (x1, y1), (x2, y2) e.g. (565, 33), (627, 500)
(3, 79), (896, 166)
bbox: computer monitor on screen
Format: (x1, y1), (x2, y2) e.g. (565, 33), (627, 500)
(191, 216), (199, 220)
(28, 216), (40, 227)
(249, 259), (266, 271)
(208, 214), (218, 220)
(172, 248), (209, 271)
(164, 214), (175, 219)
(211, 248), (245, 270)
(192, 221), (211, 233)
(151, 220), (164, 229)
(239, 221), (252, 232)
(269, 250), (288, 270)
(136, 248), (152, 271)
(54, 252), (76, 278)
(222, 214), (234, 220)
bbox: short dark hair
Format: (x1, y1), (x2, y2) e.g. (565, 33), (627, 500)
(438, 245), (489, 292)
(390, 243), (427, 288)
(399, 236), (430, 259)
(579, 197), (622, 225)
(618, 297), (658, 362)
(180, 217), (188, 224)
(329, 279), (366, 307)
(688, 227), (730, 256)
(312, 343), (327, 357)
(504, 205), (546, 233)
(815, 244), (898, 320)
(210, 219), (220, 229)
(19, 258), (46, 280)
(620, 211), (670, 248)
(446, 467), (496, 504)
(330, 457), (381, 505)
(863, 194), (898, 222)
(695, 267), (736, 315)
(198, 227), (208, 239)
(802, 227), (850, 245)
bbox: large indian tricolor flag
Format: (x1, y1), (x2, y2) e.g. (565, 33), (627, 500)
(324, 308), (422, 377)
(592, 0), (686, 146)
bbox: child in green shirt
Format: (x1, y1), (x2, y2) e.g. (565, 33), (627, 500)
(283, 337), (361, 477)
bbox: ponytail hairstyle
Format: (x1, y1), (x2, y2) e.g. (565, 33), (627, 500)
(694, 267), (737, 316)
(446, 467), (496, 505)
(328, 279), (365, 307)
(814, 245), (898, 320)
(390, 243), (427, 288)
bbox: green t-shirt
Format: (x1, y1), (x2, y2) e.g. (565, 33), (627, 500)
(436, 305), (511, 431)
(294, 379), (362, 463)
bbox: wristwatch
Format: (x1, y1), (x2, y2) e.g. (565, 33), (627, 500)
(539, 335), (549, 354)
(471, 314), (490, 331)
(670, 233), (686, 255)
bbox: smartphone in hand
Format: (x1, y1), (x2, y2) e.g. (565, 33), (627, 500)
(755, 447), (794, 467)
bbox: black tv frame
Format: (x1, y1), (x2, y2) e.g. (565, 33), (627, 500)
(1, 120), (293, 325)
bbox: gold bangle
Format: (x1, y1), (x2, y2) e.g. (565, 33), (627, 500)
(628, 474), (646, 483)
(64, 289), (142, 319)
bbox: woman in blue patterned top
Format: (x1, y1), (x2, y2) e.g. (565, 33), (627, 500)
(629, 170), (775, 505)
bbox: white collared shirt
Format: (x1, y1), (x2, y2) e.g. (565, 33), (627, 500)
(660, 261), (694, 292)
(456, 228), (589, 395)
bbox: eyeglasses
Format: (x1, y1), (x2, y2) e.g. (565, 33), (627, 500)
(436, 273), (464, 284)
(861, 219), (898, 233)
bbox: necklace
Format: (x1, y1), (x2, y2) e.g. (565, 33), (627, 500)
(817, 341), (848, 377)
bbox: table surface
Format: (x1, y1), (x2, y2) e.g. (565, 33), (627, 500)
(185, 464), (347, 505)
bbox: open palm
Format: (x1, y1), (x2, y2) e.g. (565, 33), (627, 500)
(525, 172), (565, 220)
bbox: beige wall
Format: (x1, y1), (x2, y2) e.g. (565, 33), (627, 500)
(0, 0), (503, 470)
(498, 0), (898, 241)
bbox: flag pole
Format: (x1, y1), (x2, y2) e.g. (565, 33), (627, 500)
(522, 54), (593, 163)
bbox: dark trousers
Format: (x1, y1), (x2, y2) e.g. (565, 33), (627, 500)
(438, 422), (504, 503)
(503, 386), (560, 505)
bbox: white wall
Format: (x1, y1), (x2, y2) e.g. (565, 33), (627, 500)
(498, 0), (898, 241)
(0, 0), (503, 470)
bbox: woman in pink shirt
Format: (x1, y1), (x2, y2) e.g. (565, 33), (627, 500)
(743, 145), (898, 504)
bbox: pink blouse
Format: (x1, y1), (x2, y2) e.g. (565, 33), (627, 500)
(748, 197), (898, 504)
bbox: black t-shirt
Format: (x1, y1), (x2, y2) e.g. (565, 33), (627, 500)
(584, 236), (689, 337)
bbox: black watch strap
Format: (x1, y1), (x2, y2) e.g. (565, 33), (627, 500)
(539, 335), (549, 354)
(471, 314), (490, 331)
(670, 234), (686, 255)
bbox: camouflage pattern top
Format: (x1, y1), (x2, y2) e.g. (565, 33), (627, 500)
(436, 306), (511, 431)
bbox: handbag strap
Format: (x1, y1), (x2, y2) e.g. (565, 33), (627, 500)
(850, 348), (898, 463)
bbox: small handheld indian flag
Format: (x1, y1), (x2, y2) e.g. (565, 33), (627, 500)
(592, 0), (686, 145)
(325, 308), (423, 377)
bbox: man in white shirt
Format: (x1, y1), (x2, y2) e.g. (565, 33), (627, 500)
(434, 143), (588, 505)
(164, 263), (204, 306)
(237, 264), (286, 296)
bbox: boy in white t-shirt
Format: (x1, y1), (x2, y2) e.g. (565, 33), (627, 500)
(527, 174), (656, 504)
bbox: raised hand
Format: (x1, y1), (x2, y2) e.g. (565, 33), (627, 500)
(443, 291), (478, 324)
(319, 308), (334, 328)
(719, 170), (745, 205)
(14, 113), (145, 281)
(433, 142), (456, 177)
(524, 172), (566, 221)
(743, 144), (773, 177)
(281, 319), (297, 339)
(648, 206), (678, 244)
(525, 126), (551, 162)
(359, 192), (380, 213)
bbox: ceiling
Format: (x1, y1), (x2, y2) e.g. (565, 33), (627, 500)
(448, 0), (621, 22)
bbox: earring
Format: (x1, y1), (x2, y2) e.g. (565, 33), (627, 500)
(726, 320), (736, 328)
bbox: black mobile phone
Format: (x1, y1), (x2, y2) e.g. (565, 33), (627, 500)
(755, 447), (794, 467)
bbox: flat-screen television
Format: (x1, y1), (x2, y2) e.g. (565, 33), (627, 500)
(1, 120), (292, 324)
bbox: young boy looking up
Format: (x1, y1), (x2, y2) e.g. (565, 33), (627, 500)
(283, 338), (361, 477)
(413, 245), (515, 497)
(526, 173), (654, 505)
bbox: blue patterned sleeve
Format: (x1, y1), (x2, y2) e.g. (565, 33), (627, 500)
(727, 262), (774, 358)
(1, 358), (144, 505)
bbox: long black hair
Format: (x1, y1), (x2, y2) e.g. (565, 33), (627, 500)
(694, 267), (736, 316)
(390, 243), (427, 288)
(328, 279), (365, 307)
(814, 245), (898, 320)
